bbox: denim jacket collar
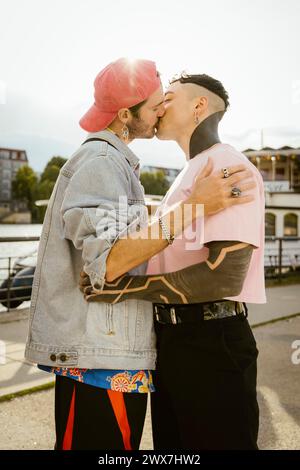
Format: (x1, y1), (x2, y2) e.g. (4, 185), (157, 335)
(86, 130), (140, 171)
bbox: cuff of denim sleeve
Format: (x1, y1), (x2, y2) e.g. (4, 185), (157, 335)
(83, 216), (143, 291)
(88, 270), (106, 292)
(83, 241), (112, 292)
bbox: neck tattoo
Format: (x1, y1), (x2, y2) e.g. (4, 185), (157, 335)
(189, 111), (224, 159)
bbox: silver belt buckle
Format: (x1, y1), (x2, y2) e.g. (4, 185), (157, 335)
(154, 305), (160, 322)
(235, 302), (244, 315)
(170, 307), (177, 324)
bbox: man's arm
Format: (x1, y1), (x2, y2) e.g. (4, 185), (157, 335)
(105, 163), (256, 282)
(60, 154), (133, 290)
(80, 241), (253, 304)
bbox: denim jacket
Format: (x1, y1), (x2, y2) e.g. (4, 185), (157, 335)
(24, 131), (156, 369)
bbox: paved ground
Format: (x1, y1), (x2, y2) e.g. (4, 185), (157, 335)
(247, 283), (300, 326)
(255, 316), (300, 449)
(0, 316), (299, 450)
(0, 315), (54, 398)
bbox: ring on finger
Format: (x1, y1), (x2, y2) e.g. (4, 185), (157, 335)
(222, 167), (230, 178)
(231, 187), (242, 197)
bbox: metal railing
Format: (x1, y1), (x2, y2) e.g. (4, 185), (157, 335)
(0, 235), (300, 313)
(264, 236), (300, 280)
(0, 236), (38, 312)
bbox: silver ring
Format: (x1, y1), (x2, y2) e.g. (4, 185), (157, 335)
(231, 187), (242, 198)
(222, 167), (230, 178)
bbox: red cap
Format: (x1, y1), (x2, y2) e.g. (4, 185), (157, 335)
(79, 58), (161, 132)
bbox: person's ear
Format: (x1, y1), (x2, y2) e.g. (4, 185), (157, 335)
(118, 108), (130, 124)
(194, 96), (209, 124)
(195, 96), (208, 114)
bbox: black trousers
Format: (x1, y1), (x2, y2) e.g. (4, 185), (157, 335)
(54, 375), (147, 450)
(150, 313), (259, 450)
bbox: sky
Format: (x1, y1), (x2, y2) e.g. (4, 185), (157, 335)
(0, 0), (300, 172)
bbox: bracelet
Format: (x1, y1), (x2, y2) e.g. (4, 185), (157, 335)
(158, 216), (175, 245)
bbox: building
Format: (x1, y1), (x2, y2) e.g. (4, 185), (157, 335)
(244, 146), (300, 270)
(0, 147), (28, 210)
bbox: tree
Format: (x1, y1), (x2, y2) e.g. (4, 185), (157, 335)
(12, 165), (37, 213)
(34, 156), (68, 222)
(11, 156), (68, 223)
(140, 170), (169, 196)
(40, 156), (67, 183)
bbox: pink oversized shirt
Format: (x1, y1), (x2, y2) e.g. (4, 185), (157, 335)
(146, 143), (266, 304)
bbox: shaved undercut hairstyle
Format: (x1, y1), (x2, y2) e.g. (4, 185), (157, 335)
(171, 73), (230, 111)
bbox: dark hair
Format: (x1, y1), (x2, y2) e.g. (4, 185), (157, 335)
(129, 71), (161, 118)
(170, 73), (230, 110)
(129, 99), (147, 118)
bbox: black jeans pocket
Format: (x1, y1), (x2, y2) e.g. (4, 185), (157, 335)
(220, 320), (259, 374)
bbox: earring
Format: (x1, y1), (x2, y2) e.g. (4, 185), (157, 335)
(121, 125), (129, 142)
(194, 114), (200, 125)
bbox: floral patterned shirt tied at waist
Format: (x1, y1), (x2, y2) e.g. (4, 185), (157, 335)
(38, 365), (155, 393)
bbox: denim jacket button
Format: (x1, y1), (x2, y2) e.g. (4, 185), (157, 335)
(50, 354), (57, 362)
(59, 353), (67, 362)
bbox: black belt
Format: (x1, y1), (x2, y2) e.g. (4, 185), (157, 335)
(153, 300), (248, 325)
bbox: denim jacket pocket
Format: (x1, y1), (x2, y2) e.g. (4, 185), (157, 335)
(106, 304), (115, 336)
(82, 301), (130, 351)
